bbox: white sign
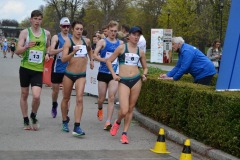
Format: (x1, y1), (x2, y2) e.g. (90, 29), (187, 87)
(150, 29), (172, 63)
(85, 61), (99, 96)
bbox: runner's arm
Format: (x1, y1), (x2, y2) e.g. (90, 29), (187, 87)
(93, 39), (106, 62)
(50, 35), (62, 55)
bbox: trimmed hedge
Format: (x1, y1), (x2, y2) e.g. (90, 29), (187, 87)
(137, 68), (240, 158)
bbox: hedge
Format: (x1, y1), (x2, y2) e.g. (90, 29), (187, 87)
(137, 67), (240, 158)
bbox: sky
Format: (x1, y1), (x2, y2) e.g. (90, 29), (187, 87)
(0, 0), (47, 23)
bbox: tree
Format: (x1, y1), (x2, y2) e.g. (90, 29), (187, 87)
(44, 0), (84, 23)
(158, 0), (230, 52)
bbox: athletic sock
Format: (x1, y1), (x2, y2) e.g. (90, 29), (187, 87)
(98, 105), (103, 110)
(74, 123), (80, 127)
(52, 102), (58, 109)
(122, 132), (127, 135)
(116, 120), (121, 125)
(24, 117), (29, 124)
(62, 120), (68, 123)
(30, 112), (37, 119)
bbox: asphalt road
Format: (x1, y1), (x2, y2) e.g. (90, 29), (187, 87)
(0, 54), (207, 160)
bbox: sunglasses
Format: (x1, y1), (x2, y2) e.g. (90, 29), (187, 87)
(61, 25), (70, 28)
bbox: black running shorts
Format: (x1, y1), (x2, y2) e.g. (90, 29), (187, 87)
(19, 67), (43, 88)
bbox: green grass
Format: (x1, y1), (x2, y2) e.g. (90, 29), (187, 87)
(146, 49), (178, 66)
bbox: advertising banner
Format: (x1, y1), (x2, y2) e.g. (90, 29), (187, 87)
(216, 0), (240, 91)
(150, 29), (172, 63)
(85, 61), (99, 96)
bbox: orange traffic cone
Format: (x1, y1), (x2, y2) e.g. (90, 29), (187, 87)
(179, 139), (192, 160)
(150, 128), (170, 154)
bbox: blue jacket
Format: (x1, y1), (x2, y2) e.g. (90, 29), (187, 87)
(167, 43), (216, 81)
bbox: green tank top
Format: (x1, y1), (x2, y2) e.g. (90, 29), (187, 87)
(20, 27), (47, 72)
(118, 43), (140, 65)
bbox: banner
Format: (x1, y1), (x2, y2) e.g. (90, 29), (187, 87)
(43, 58), (53, 86)
(216, 0), (240, 91)
(150, 29), (172, 63)
(163, 29), (173, 63)
(85, 61), (99, 96)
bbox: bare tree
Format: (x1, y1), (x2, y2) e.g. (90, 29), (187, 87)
(44, 0), (84, 22)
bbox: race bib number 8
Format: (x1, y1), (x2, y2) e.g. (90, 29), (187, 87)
(28, 50), (43, 63)
(124, 53), (139, 66)
(73, 45), (87, 57)
(105, 52), (118, 64)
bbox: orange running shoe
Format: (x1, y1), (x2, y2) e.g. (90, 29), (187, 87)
(110, 120), (120, 136)
(97, 109), (103, 121)
(121, 134), (129, 144)
(103, 121), (112, 130)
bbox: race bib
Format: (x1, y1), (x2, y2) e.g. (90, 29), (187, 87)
(73, 45), (87, 57)
(105, 52), (118, 64)
(57, 52), (63, 59)
(28, 50), (43, 63)
(124, 53), (139, 66)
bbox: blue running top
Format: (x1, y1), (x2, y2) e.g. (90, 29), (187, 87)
(99, 38), (120, 74)
(52, 33), (72, 73)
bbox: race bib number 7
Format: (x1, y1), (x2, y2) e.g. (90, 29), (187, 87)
(28, 50), (43, 63)
(73, 45), (87, 57)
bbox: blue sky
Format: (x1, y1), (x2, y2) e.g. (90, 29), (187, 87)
(0, 0), (47, 23)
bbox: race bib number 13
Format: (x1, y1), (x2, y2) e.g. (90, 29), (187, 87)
(28, 50), (43, 63)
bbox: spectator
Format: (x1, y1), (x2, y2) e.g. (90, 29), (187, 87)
(136, 26), (146, 67)
(159, 37), (216, 85)
(207, 39), (222, 72)
(82, 29), (88, 38)
(91, 35), (99, 51)
(102, 25), (108, 38)
(136, 26), (146, 54)
(120, 24), (130, 43)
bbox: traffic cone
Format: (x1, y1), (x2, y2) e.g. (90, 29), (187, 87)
(179, 139), (192, 160)
(150, 128), (170, 154)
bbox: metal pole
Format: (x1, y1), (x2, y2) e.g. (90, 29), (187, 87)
(220, 0), (224, 43)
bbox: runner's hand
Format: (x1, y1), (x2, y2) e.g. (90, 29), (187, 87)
(113, 75), (120, 81)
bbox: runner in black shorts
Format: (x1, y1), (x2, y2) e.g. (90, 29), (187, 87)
(49, 17), (72, 118)
(97, 72), (114, 84)
(93, 21), (123, 130)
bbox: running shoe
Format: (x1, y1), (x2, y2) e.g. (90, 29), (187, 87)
(51, 107), (57, 118)
(103, 122), (112, 131)
(62, 121), (69, 132)
(23, 121), (32, 130)
(72, 126), (85, 137)
(31, 117), (40, 131)
(110, 120), (120, 136)
(97, 109), (103, 121)
(121, 134), (129, 144)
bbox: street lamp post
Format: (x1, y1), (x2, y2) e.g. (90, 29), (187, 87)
(220, 0), (224, 43)
(167, 9), (170, 29)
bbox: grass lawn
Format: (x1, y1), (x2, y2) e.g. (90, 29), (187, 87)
(145, 49), (177, 66)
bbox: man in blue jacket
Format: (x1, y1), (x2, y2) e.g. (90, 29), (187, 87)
(159, 37), (216, 85)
